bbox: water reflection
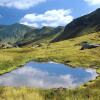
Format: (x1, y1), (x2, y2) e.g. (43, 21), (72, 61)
(0, 62), (98, 88)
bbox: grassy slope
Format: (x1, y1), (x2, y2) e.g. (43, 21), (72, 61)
(0, 32), (100, 99)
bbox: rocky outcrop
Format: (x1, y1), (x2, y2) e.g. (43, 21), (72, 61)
(0, 43), (13, 49)
(80, 42), (100, 50)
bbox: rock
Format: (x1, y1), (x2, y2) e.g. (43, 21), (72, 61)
(0, 43), (13, 49)
(80, 42), (100, 50)
(32, 44), (42, 48)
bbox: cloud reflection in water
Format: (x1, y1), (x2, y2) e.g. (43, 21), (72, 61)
(0, 62), (98, 88)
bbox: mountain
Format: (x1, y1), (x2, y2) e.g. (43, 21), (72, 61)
(0, 23), (33, 43)
(15, 26), (64, 46)
(1, 8), (99, 46)
(51, 8), (100, 42)
(0, 23), (64, 47)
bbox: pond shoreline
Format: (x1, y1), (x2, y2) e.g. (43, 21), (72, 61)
(0, 59), (100, 89)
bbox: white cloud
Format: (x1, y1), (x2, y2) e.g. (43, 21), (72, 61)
(20, 9), (73, 27)
(84, 0), (100, 6)
(85, 68), (98, 80)
(0, 0), (46, 9)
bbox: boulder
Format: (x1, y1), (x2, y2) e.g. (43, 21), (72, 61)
(80, 42), (100, 50)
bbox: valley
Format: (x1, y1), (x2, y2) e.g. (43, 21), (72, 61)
(0, 8), (100, 100)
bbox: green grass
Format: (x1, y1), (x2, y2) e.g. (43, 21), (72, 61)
(0, 32), (100, 99)
(0, 86), (100, 100)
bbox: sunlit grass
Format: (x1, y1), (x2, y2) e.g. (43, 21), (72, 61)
(0, 32), (100, 99)
(0, 86), (100, 100)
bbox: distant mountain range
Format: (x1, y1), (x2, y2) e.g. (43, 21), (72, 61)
(0, 8), (100, 47)
(15, 26), (64, 46)
(0, 23), (64, 46)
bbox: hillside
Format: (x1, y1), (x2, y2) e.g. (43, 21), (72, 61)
(0, 23), (33, 43)
(51, 8), (100, 42)
(0, 24), (64, 47)
(0, 31), (100, 99)
(15, 26), (64, 46)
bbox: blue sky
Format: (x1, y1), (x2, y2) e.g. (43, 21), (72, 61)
(0, 0), (99, 27)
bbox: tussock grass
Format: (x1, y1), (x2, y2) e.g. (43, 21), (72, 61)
(0, 32), (100, 99)
(0, 86), (100, 100)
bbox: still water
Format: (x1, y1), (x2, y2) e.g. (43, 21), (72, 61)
(0, 61), (98, 88)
